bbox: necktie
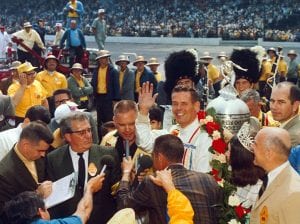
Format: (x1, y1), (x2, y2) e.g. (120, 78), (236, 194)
(258, 174), (268, 199)
(77, 153), (85, 195)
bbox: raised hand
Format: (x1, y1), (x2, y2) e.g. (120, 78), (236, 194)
(150, 169), (175, 193)
(138, 82), (158, 115)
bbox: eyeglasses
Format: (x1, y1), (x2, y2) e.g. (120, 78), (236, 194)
(70, 128), (92, 136)
(55, 98), (70, 105)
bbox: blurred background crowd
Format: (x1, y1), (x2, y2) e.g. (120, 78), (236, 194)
(1, 0), (300, 41)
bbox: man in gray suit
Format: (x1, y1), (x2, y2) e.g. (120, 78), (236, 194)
(115, 55), (135, 101)
(251, 127), (300, 223)
(270, 81), (300, 146)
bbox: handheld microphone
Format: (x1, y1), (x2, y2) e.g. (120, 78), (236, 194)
(132, 155), (153, 188)
(100, 155), (115, 175)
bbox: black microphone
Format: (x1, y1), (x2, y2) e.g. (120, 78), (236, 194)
(132, 155), (153, 188)
(100, 155), (115, 175)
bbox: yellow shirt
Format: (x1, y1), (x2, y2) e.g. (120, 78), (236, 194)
(154, 72), (162, 82)
(207, 64), (220, 83)
(36, 70), (67, 97)
(14, 144), (38, 183)
(8, 80), (47, 117)
(75, 76), (88, 101)
(135, 70), (142, 92)
(97, 66), (107, 94)
(258, 110), (279, 127)
(259, 60), (272, 81)
(119, 70), (125, 91)
(68, 1), (78, 17)
(12, 29), (44, 52)
(278, 59), (287, 76)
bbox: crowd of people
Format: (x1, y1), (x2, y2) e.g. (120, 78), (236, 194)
(1, 0), (300, 41)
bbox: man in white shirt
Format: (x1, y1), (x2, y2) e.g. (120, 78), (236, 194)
(0, 25), (10, 59)
(0, 105), (51, 161)
(250, 127), (300, 223)
(136, 82), (211, 173)
(11, 22), (45, 66)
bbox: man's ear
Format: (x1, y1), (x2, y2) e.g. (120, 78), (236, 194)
(292, 100), (300, 114)
(64, 133), (71, 143)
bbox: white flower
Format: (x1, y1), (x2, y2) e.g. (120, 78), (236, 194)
(212, 153), (226, 163)
(228, 219), (241, 224)
(200, 119), (206, 125)
(205, 115), (214, 122)
(212, 130), (221, 140)
(228, 194), (240, 207)
(217, 179), (224, 187)
(223, 128), (234, 143)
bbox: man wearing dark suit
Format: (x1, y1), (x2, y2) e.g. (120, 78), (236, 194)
(0, 122), (54, 222)
(47, 112), (120, 224)
(133, 55), (157, 102)
(251, 127), (300, 223)
(270, 81), (300, 146)
(115, 55), (135, 101)
(118, 134), (221, 224)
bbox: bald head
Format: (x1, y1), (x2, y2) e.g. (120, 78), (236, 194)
(253, 127), (291, 172)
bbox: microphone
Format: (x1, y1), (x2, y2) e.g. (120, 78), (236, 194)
(132, 155), (153, 188)
(100, 155), (115, 175)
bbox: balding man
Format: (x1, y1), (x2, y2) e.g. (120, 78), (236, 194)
(270, 81), (300, 146)
(250, 127), (300, 224)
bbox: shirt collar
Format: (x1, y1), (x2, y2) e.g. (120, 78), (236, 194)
(280, 115), (298, 128)
(178, 117), (199, 133)
(267, 161), (289, 188)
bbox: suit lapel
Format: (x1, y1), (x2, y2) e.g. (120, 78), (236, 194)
(253, 166), (290, 209)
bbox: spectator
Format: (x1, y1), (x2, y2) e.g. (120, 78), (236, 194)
(92, 9), (107, 50)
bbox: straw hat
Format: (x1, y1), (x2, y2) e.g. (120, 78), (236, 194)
(287, 49), (297, 56)
(45, 55), (59, 64)
(17, 62), (37, 74)
(146, 57), (160, 66)
(9, 61), (22, 70)
(23, 22), (32, 28)
(95, 50), (111, 60)
(71, 63), (84, 70)
(217, 51), (228, 59)
(115, 55), (130, 66)
(267, 47), (276, 54)
(133, 56), (147, 66)
(55, 23), (62, 27)
(200, 51), (213, 60)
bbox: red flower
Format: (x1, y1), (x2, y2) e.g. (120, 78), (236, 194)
(211, 168), (222, 182)
(206, 122), (220, 135)
(235, 204), (250, 219)
(197, 110), (206, 120)
(170, 129), (179, 137)
(212, 138), (227, 154)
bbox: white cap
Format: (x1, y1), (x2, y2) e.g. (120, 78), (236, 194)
(54, 101), (84, 123)
(55, 23), (62, 27)
(98, 8), (105, 14)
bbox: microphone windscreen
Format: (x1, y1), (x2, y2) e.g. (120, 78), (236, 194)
(138, 155), (153, 170)
(100, 155), (115, 169)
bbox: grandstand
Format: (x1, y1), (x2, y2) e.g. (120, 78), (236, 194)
(1, 0), (300, 41)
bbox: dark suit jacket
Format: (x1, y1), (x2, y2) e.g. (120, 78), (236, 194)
(46, 144), (121, 224)
(117, 164), (222, 224)
(135, 67), (158, 94)
(0, 148), (46, 214)
(119, 67), (135, 101)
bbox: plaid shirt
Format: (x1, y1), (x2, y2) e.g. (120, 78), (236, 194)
(117, 164), (222, 224)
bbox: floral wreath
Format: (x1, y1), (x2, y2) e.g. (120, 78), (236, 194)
(198, 107), (251, 224)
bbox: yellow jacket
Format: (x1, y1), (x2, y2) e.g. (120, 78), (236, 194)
(168, 189), (194, 224)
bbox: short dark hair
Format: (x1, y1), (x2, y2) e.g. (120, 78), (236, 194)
(276, 82), (300, 104)
(171, 85), (199, 103)
(3, 191), (45, 224)
(60, 112), (90, 136)
(229, 136), (265, 187)
(149, 106), (163, 122)
(25, 105), (51, 124)
(20, 122), (53, 145)
(53, 88), (72, 99)
(113, 100), (137, 115)
(153, 134), (184, 163)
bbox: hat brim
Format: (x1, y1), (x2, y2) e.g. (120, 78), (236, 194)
(200, 56), (213, 60)
(95, 54), (111, 60)
(146, 63), (160, 66)
(25, 67), (37, 73)
(217, 55), (228, 58)
(288, 53), (297, 56)
(133, 60), (147, 66)
(115, 60), (130, 65)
